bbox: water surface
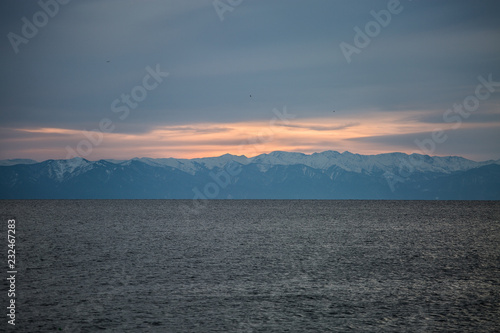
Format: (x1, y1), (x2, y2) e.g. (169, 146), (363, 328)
(1, 200), (499, 332)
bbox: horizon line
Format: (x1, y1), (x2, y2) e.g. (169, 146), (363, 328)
(3, 149), (498, 164)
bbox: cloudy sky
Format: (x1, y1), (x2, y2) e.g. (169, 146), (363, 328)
(1, 0), (499, 161)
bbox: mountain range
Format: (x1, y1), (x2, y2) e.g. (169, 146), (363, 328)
(1, 151), (499, 199)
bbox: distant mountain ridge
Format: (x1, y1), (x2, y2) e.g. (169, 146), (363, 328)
(1, 151), (499, 199)
(0, 158), (38, 166)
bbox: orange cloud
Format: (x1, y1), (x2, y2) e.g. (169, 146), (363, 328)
(2, 111), (495, 160)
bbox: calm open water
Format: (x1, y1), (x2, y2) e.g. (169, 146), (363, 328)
(1, 200), (499, 332)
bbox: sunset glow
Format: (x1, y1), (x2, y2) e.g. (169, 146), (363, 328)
(1, 1), (499, 162)
(3, 108), (498, 161)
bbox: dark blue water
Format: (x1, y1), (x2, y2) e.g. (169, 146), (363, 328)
(1, 200), (499, 332)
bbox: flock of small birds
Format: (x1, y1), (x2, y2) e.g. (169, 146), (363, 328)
(101, 67), (337, 113)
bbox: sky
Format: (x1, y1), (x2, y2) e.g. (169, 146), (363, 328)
(1, 0), (499, 162)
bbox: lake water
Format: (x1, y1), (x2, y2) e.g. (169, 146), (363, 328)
(1, 200), (499, 332)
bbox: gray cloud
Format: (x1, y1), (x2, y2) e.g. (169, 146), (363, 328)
(407, 111), (500, 125)
(164, 126), (233, 134)
(1, 0), (500, 159)
(348, 127), (500, 161)
(278, 122), (360, 131)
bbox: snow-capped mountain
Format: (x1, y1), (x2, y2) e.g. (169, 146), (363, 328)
(1, 151), (499, 199)
(101, 151), (494, 174)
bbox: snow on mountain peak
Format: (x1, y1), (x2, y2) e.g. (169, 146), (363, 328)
(238, 150), (484, 174)
(48, 157), (91, 181)
(192, 154), (250, 170)
(33, 150), (491, 180)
